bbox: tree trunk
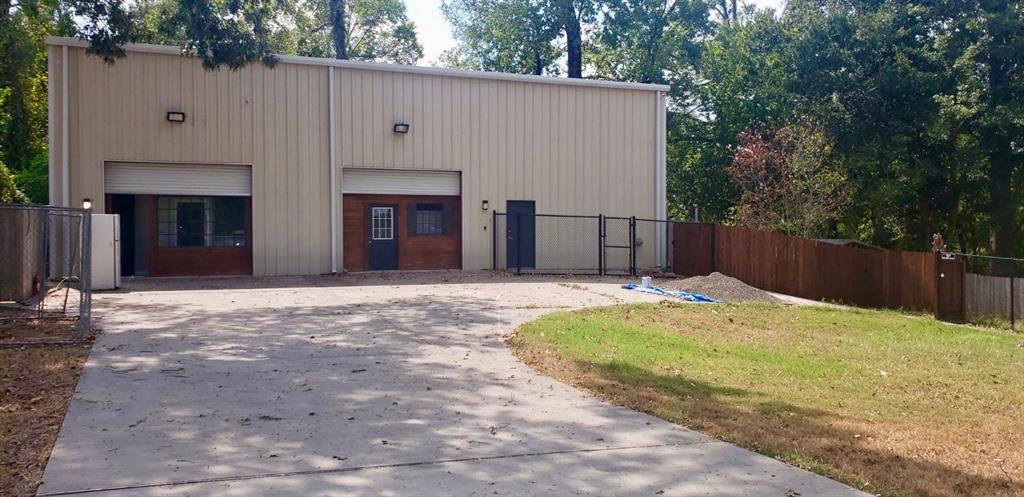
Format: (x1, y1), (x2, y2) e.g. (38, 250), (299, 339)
(532, 49), (543, 75)
(988, 155), (1019, 275)
(329, 0), (347, 59)
(564, 18), (582, 78)
(556, 0), (582, 78)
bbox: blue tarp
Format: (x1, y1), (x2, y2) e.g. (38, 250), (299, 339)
(621, 284), (722, 303)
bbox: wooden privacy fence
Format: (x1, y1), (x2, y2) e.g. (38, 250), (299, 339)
(672, 223), (965, 319)
(964, 273), (1022, 324)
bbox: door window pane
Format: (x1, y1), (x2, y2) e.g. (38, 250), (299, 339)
(372, 207), (393, 240)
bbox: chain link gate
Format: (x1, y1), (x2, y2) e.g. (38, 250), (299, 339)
(1, 204), (92, 345)
(492, 210), (641, 276)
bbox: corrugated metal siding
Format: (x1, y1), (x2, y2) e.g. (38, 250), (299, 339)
(50, 44), (660, 275)
(105, 163), (252, 196)
(333, 70), (658, 270)
(56, 47), (331, 276)
(341, 168), (460, 195)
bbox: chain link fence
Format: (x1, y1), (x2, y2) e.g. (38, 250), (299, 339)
(0, 204), (92, 345)
(493, 212), (602, 275)
(490, 211), (674, 276)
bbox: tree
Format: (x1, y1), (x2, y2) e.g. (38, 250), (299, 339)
(269, 0), (423, 63)
(932, 0), (1024, 261)
(76, 0), (422, 66)
(330, 0), (346, 58)
(548, 0), (595, 78)
(441, 0), (559, 74)
(780, 0), (1022, 256)
(1, 0), (73, 202)
(728, 123), (850, 238)
(340, 0), (422, 63)
(588, 0), (711, 86)
(442, 0), (597, 78)
(0, 158), (27, 203)
(670, 10), (790, 222)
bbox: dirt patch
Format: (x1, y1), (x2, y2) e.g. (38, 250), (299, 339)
(659, 272), (780, 303)
(0, 318), (81, 343)
(1, 325), (91, 496)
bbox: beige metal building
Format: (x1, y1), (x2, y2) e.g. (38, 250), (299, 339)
(45, 37), (667, 277)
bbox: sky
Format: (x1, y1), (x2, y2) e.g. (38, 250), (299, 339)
(403, 0), (787, 66)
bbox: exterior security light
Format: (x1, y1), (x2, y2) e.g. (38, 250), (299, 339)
(82, 198), (92, 210)
(393, 123), (410, 134)
(481, 200), (489, 211)
(167, 111), (186, 123)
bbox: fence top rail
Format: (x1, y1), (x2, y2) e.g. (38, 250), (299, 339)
(635, 217), (707, 224)
(0, 203), (88, 213)
(949, 252), (1024, 263)
(493, 212), (602, 219)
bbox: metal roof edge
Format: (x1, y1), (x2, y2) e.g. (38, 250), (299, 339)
(44, 36), (671, 93)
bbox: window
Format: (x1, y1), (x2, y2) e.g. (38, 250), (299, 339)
(371, 207), (393, 240)
(414, 203), (444, 235)
(158, 196), (247, 247)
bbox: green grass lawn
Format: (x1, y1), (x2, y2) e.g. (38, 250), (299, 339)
(508, 303), (1024, 497)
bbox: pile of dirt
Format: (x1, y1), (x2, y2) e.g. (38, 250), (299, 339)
(660, 272), (781, 304)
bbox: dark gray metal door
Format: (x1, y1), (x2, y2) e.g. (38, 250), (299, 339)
(368, 205), (398, 270)
(506, 200), (535, 269)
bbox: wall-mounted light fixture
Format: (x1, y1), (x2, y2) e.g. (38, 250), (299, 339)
(166, 111), (186, 123)
(82, 198), (92, 210)
(481, 200), (489, 211)
(393, 123), (410, 134)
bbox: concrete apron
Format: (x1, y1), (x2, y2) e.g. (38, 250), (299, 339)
(38, 275), (869, 496)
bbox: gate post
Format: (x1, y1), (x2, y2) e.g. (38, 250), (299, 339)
(598, 214), (605, 276)
(629, 216), (637, 276)
(491, 210), (497, 271)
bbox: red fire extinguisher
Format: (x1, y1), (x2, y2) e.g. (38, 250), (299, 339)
(32, 275), (41, 295)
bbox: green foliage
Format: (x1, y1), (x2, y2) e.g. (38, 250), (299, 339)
(441, 0), (560, 74)
(344, 0), (423, 63)
(14, 149), (48, 203)
(129, 0), (423, 64)
(671, 11), (790, 222)
(0, 158), (28, 203)
(1, 0), (70, 205)
(588, 0), (711, 86)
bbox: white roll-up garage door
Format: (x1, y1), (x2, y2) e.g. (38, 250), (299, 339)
(105, 163), (252, 196)
(342, 168), (460, 196)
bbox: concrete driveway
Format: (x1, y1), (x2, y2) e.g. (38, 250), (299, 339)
(39, 273), (868, 497)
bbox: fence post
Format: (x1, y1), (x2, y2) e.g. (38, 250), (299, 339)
(710, 223), (717, 274)
(77, 211), (92, 341)
(516, 211), (522, 276)
(629, 216), (637, 276)
(934, 250), (942, 320)
(491, 210), (497, 271)
(597, 214), (604, 276)
(1011, 274), (1016, 331)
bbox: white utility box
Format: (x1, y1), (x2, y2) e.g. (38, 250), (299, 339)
(91, 213), (121, 290)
